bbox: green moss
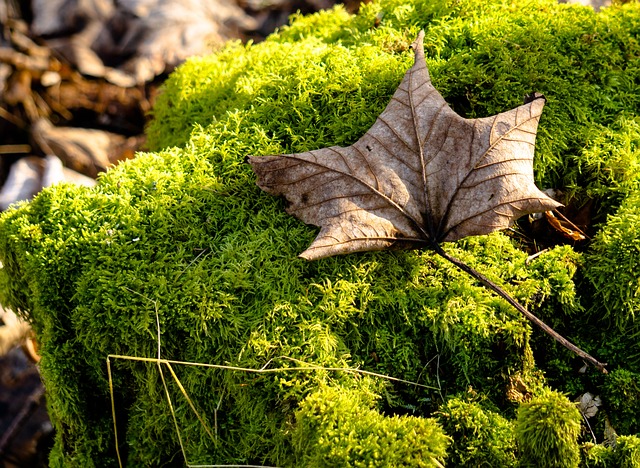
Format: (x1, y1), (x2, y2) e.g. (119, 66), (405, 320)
(291, 385), (449, 467)
(584, 435), (640, 468)
(0, 160), (538, 465)
(610, 436), (640, 468)
(149, 0), (640, 196)
(1, 0), (640, 465)
(584, 191), (640, 329)
(515, 388), (582, 468)
(514, 245), (583, 324)
(602, 369), (640, 436)
(436, 396), (517, 466)
(147, 36), (411, 152)
(565, 116), (640, 217)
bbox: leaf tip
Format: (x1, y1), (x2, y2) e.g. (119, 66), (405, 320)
(247, 155), (267, 178)
(523, 92), (545, 105)
(298, 251), (314, 261)
(411, 30), (425, 56)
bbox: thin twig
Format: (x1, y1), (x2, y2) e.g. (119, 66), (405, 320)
(107, 357), (123, 468)
(107, 353), (438, 468)
(176, 248), (210, 279)
(158, 360), (189, 461)
(0, 144), (31, 154)
(525, 247), (550, 265)
(581, 412), (597, 444)
(165, 362), (216, 442)
(433, 244), (608, 373)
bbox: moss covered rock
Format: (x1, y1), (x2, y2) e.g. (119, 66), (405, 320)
(1, 0), (640, 466)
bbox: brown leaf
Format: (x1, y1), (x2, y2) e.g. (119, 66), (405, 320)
(0, 155), (96, 211)
(95, 0), (257, 84)
(249, 31), (560, 260)
(576, 392), (601, 418)
(32, 118), (142, 178)
(545, 210), (587, 241)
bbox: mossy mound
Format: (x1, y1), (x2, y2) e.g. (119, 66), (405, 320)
(1, 0), (640, 465)
(516, 388), (582, 468)
(292, 385), (449, 467)
(436, 396), (518, 466)
(584, 435), (640, 467)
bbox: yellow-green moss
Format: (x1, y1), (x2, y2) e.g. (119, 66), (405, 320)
(584, 435), (640, 468)
(515, 388), (582, 468)
(436, 396), (517, 466)
(584, 191), (640, 329)
(1, 0), (640, 465)
(291, 385), (449, 467)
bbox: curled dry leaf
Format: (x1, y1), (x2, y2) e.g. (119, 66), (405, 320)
(249, 31), (560, 260)
(545, 210), (587, 241)
(32, 118), (142, 178)
(576, 392), (602, 418)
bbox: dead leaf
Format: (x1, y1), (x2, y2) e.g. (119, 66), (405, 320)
(604, 414), (617, 447)
(545, 210), (587, 241)
(0, 157), (43, 211)
(576, 392), (601, 418)
(0, 307), (32, 357)
(249, 31), (561, 261)
(249, 31), (609, 374)
(94, 0), (257, 84)
(30, 0), (114, 37)
(506, 374), (532, 403)
(32, 118), (142, 177)
(0, 155), (96, 211)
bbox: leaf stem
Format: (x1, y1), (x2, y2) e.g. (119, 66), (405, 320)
(432, 244), (608, 374)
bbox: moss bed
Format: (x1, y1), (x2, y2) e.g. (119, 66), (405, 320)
(1, 0), (640, 465)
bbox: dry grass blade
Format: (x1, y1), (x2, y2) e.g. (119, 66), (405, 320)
(107, 290), (439, 467)
(107, 354), (439, 467)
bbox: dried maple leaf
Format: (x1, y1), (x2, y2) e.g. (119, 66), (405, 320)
(248, 31), (607, 373)
(250, 31), (560, 260)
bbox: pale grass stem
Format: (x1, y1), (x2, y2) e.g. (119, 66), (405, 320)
(108, 290), (440, 467)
